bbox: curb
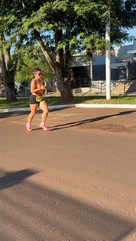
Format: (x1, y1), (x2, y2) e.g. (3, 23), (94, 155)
(1, 103), (136, 113)
(0, 105), (74, 113)
(74, 104), (136, 109)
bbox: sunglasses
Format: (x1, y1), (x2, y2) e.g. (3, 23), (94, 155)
(37, 73), (42, 76)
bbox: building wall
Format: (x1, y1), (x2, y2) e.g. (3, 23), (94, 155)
(115, 45), (133, 61)
(115, 39), (136, 61)
(71, 40), (136, 87)
(93, 65), (119, 81)
(92, 55), (117, 66)
(72, 66), (91, 88)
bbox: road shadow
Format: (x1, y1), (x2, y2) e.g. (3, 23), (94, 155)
(0, 107), (71, 119)
(0, 111), (29, 119)
(1, 177), (135, 241)
(50, 110), (136, 131)
(0, 168), (38, 190)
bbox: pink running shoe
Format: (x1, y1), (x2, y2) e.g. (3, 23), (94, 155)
(26, 123), (32, 131)
(39, 123), (48, 131)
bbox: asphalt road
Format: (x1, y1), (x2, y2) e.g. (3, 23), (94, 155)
(0, 107), (136, 241)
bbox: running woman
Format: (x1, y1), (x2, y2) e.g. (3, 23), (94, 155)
(26, 68), (48, 131)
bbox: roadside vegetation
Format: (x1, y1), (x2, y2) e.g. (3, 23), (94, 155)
(1, 95), (136, 109)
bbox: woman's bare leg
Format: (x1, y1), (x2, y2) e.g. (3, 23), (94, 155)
(27, 104), (38, 124)
(39, 100), (48, 124)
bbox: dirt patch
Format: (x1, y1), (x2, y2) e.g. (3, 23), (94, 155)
(76, 122), (136, 135)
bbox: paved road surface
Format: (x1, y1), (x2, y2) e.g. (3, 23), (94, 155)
(0, 107), (136, 241)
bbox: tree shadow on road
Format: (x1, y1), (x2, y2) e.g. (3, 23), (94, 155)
(0, 111), (29, 119)
(1, 176), (135, 241)
(50, 110), (136, 131)
(0, 168), (38, 190)
(0, 107), (71, 119)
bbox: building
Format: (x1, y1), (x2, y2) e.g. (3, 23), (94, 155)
(71, 39), (136, 88)
(112, 39), (136, 81)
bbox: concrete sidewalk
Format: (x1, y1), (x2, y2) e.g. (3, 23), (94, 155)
(1, 103), (136, 113)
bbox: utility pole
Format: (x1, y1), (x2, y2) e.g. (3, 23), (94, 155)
(105, 21), (111, 100)
(90, 59), (93, 87)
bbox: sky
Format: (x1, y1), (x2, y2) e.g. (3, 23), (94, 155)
(123, 27), (136, 46)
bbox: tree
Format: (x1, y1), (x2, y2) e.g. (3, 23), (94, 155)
(20, 0), (136, 100)
(19, 1), (82, 100)
(74, 0), (136, 47)
(0, 0), (26, 101)
(16, 1), (108, 100)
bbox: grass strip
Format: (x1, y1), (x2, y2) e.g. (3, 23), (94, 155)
(1, 95), (136, 109)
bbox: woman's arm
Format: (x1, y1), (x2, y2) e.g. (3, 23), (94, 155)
(41, 81), (47, 94)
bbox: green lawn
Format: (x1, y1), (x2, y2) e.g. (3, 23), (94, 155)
(1, 95), (136, 109)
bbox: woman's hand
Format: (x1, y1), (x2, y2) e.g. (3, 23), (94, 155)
(40, 85), (45, 90)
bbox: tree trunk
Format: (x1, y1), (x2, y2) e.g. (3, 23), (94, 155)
(6, 86), (16, 102)
(0, 53), (3, 93)
(55, 62), (73, 101)
(34, 29), (73, 101)
(0, 33), (23, 102)
(55, 28), (73, 101)
(1, 51), (17, 102)
(33, 29), (55, 73)
(6, 68), (17, 102)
